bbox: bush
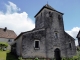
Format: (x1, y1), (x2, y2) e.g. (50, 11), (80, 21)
(34, 57), (39, 60)
(0, 42), (8, 51)
(73, 56), (78, 60)
(18, 57), (22, 60)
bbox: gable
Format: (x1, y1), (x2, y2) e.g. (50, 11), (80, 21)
(77, 31), (80, 38)
(65, 32), (75, 40)
(34, 4), (63, 17)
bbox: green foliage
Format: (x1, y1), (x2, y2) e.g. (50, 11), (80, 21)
(73, 56), (78, 60)
(0, 42), (8, 47)
(18, 57), (22, 60)
(77, 46), (80, 51)
(61, 56), (80, 60)
(34, 57), (39, 60)
(0, 42), (8, 51)
(61, 57), (67, 60)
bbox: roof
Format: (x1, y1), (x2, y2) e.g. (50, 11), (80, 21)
(0, 28), (17, 39)
(15, 32), (25, 40)
(76, 30), (80, 38)
(15, 28), (45, 40)
(64, 31), (75, 40)
(15, 30), (33, 40)
(34, 4), (63, 17)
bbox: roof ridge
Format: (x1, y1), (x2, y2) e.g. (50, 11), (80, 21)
(0, 28), (15, 32)
(34, 4), (63, 17)
(44, 4), (56, 10)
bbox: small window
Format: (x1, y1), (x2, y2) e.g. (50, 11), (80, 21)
(8, 39), (12, 42)
(54, 32), (58, 39)
(49, 11), (51, 14)
(49, 11), (53, 17)
(34, 40), (40, 49)
(58, 15), (61, 20)
(69, 43), (72, 49)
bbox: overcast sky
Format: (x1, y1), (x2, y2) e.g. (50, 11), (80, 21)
(0, 0), (80, 46)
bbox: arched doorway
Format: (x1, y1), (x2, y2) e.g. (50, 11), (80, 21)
(54, 48), (61, 60)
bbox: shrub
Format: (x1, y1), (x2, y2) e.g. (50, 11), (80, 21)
(34, 57), (39, 60)
(18, 57), (22, 60)
(0, 42), (8, 51)
(73, 56), (78, 60)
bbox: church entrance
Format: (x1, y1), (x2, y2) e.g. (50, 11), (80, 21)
(54, 48), (61, 60)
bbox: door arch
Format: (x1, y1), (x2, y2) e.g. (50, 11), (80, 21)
(54, 48), (61, 60)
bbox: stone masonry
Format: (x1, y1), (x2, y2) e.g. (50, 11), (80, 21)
(16, 4), (76, 59)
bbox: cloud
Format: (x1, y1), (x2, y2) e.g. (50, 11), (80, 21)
(66, 27), (80, 46)
(0, 1), (35, 35)
(5, 1), (21, 13)
(66, 27), (80, 39)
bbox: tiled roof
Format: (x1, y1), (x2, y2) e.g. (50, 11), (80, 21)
(0, 28), (17, 39)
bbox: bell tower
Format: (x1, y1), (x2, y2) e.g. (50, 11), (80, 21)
(34, 4), (64, 31)
(34, 4), (67, 57)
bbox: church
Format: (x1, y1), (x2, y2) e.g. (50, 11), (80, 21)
(14, 4), (76, 59)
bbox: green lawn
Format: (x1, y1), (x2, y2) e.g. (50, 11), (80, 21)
(0, 51), (6, 60)
(0, 51), (19, 60)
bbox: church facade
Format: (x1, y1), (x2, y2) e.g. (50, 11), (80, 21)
(15, 4), (76, 59)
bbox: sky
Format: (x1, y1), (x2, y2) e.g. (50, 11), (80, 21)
(0, 0), (80, 46)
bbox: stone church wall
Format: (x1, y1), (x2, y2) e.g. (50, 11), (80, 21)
(16, 4), (76, 59)
(22, 30), (46, 58)
(65, 32), (76, 57)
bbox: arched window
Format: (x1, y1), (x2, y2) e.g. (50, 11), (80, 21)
(54, 31), (58, 39)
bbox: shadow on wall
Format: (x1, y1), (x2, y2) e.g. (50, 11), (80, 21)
(6, 52), (19, 60)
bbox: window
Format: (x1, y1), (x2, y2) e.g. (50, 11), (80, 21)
(58, 15), (61, 20)
(54, 32), (58, 39)
(69, 43), (72, 49)
(8, 39), (12, 42)
(49, 11), (53, 17)
(34, 40), (40, 49)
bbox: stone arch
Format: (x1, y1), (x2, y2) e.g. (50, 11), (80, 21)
(54, 48), (61, 60)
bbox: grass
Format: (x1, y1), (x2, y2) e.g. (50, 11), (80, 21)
(0, 50), (19, 60)
(0, 51), (6, 60)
